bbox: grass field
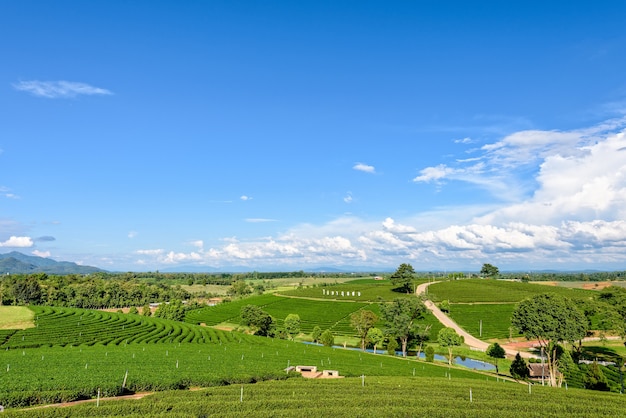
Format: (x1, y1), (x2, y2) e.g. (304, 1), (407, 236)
(428, 279), (596, 303)
(447, 303), (517, 340)
(0, 306), (35, 330)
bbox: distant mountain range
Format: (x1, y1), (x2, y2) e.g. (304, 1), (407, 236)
(0, 252), (106, 275)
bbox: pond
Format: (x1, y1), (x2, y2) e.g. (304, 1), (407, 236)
(303, 342), (496, 371)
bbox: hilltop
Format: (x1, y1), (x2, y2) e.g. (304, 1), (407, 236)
(0, 251), (105, 275)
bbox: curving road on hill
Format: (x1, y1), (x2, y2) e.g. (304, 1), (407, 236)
(416, 281), (538, 359)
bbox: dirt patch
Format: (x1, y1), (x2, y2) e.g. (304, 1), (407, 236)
(581, 281), (612, 290)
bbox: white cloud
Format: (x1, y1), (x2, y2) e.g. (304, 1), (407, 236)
(13, 80), (113, 98)
(32, 250), (51, 258)
(240, 195), (252, 201)
(136, 249), (164, 256)
(454, 137), (474, 144)
(190, 240), (204, 249)
(343, 192), (353, 203)
(245, 218), (277, 223)
(353, 163), (376, 174)
(124, 117), (626, 271)
(128, 231), (138, 239)
(0, 236), (34, 247)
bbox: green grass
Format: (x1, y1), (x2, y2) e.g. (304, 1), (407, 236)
(0, 306), (35, 330)
(6, 376), (626, 417)
(428, 279), (596, 303)
(447, 304), (518, 340)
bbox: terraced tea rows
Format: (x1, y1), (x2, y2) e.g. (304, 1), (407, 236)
(1, 306), (238, 349)
(0, 333), (484, 408)
(7, 376), (626, 417)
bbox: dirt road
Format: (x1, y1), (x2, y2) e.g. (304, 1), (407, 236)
(416, 281), (538, 359)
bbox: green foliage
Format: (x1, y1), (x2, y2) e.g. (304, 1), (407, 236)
(386, 338), (398, 355)
(379, 297), (427, 357)
(480, 263), (499, 277)
(424, 345), (435, 362)
(512, 294), (587, 387)
(390, 263), (416, 293)
(350, 309), (378, 350)
(240, 305), (274, 337)
(311, 326), (322, 344)
(320, 329), (334, 347)
(227, 280), (252, 297)
(153, 300), (187, 322)
(438, 299), (450, 313)
(509, 353), (529, 380)
(584, 361), (610, 391)
(366, 327), (384, 352)
(486, 343), (505, 373)
(141, 304), (151, 316)
(128, 306), (139, 315)
(437, 327), (463, 365)
(283, 314), (301, 340)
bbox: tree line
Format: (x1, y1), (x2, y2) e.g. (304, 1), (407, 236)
(0, 273), (191, 309)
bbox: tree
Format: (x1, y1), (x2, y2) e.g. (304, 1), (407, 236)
(141, 304), (151, 316)
(350, 309), (379, 350)
(413, 324), (431, 359)
(424, 345), (435, 362)
(511, 293), (588, 387)
(154, 299), (186, 321)
(240, 305), (273, 336)
(386, 338), (398, 355)
(366, 327), (385, 353)
(509, 353), (530, 380)
(284, 314), (301, 340)
(480, 263), (499, 278)
(437, 327), (463, 365)
(320, 329), (334, 347)
(128, 306), (139, 315)
(379, 297), (427, 357)
(486, 342), (506, 374)
(311, 326), (322, 344)
(584, 361), (610, 391)
(390, 263), (416, 293)
(227, 280), (251, 297)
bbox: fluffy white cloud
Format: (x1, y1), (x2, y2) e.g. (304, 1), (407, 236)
(353, 163), (376, 174)
(13, 80), (113, 98)
(0, 236), (34, 247)
(128, 117), (626, 271)
(32, 250), (51, 258)
(240, 195), (252, 201)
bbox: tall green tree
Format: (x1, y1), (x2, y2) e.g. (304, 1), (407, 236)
(511, 293), (588, 387)
(320, 329), (334, 347)
(390, 263), (416, 293)
(379, 297), (427, 357)
(509, 353), (530, 380)
(284, 313), (301, 340)
(437, 327), (463, 365)
(350, 309), (379, 350)
(366, 327), (385, 353)
(480, 263), (499, 278)
(311, 326), (322, 344)
(486, 342), (506, 374)
(240, 305), (273, 336)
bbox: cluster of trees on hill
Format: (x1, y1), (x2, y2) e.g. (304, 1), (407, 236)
(0, 273), (190, 308)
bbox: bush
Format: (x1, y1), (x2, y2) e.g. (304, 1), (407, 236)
(387, 339), (398, 356)
(425, 345), (435, 362)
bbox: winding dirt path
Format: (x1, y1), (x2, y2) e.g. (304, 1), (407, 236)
(416, 281), (538, 359)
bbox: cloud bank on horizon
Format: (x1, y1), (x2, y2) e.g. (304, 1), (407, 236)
(131, 119), (626, 270)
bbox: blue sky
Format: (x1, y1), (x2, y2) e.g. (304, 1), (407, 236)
(2, 1), (626, 272)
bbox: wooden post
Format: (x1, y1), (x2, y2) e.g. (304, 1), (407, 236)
(122, 370), (128, 390)
(97, 388), (100, 407)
